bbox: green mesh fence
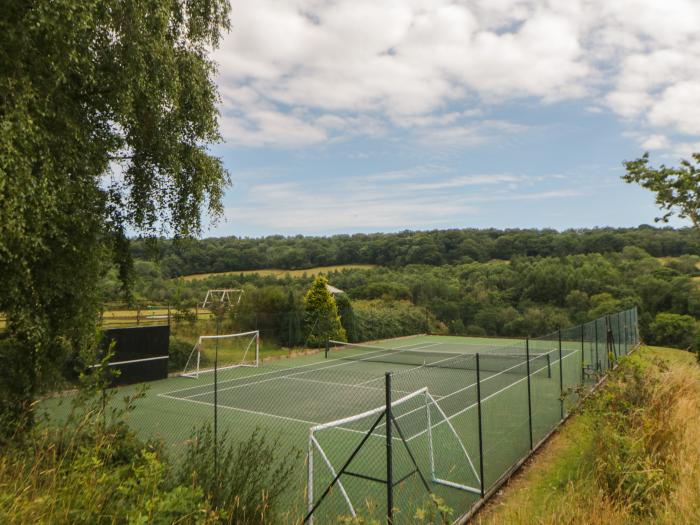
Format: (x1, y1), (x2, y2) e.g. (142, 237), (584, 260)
(43, 307), (640, 524)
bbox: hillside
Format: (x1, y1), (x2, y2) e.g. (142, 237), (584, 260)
(130, 227), (700, 279)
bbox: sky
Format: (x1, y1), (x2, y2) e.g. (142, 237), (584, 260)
(204, 0), (700, 237)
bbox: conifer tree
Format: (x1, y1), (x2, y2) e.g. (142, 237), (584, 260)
(303, 276), (346, 347)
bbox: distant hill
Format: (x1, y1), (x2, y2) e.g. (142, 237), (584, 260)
(131, 226), (700, 278)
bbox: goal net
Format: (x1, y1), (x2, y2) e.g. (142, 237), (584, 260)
(181, 330), (259, 379)
(307, 387), (480, 522)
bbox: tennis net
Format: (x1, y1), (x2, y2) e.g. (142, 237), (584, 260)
(327, 340), (552, 376)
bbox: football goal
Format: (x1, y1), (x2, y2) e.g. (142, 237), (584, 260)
(181, 330), (259, 378)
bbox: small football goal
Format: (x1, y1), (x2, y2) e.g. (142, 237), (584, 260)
(181, 330), (259, 378)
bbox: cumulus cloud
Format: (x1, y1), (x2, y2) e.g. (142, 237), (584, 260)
(212, 0), (700, 150)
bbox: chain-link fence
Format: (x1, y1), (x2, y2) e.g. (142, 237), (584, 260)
(48, 307), (639, 524)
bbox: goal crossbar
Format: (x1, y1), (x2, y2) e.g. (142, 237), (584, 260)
(307, 387), (480, 521)
(181, 330), (259, 379)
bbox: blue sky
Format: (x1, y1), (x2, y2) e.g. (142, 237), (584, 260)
(203, 1), (699, 237)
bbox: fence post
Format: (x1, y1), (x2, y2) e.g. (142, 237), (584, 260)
(476, 354), (485, 498)
(580, 325), (585, 384)
(594, 320), (600, 371)
(525, 338), (533, 450)
(617, 314), (622, 357)
(558, 329), (564, 420)
(214, 317), (220, 504)
(385, 372), (393, 524)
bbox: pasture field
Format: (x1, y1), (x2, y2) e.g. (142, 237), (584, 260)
(179, 263), (378, 281)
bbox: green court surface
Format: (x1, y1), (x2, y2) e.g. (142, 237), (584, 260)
(44, 330), (620, 524)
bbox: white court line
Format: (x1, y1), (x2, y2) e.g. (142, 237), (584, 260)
(159, 338), (551, 436)
(405, 349), (580, 442)
(161, 338), (431, 396)
(181, 342), (449, 399)
(284, 376), (423, 397)
(158, 394), (319, 426)
(357, 347), (563, 437)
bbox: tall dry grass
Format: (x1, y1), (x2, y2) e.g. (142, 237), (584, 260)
(476, 349), (700, 525)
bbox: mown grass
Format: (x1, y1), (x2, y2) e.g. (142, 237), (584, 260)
(179, 264), (378, 281)
(474, 345), (700, 525)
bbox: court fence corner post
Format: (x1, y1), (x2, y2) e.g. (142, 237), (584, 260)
(385, 372), (394, 525)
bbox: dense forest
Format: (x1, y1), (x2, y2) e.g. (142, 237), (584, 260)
(121, 227), (700, 352)
(132, 227), (700, 278)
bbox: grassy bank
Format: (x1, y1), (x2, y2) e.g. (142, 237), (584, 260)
(474, 345), (700, 525)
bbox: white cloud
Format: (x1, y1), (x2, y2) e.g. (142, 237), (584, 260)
(211, 0), (700, 149)
(641, 134), (670, 150)
(222, 170), (580, 232)
(647, 81), (700, 135)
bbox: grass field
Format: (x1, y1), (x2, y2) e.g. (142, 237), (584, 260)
(179, 264), (378, 281)
(43, 332), (607, 523)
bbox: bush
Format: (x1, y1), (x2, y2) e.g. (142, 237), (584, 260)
(351, 300), (429, 341)
(169, 337), (193, 372)
(177, 425), (301, 524)
(0, 408), (208, 524)
(648, 312), (698, 351)
(581, 356), (693, 517)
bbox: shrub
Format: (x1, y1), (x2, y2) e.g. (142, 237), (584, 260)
(351, 300), (428, 341)
(169, 337), (193, 372)
(177, 424), (301, 524)
(582, 356), (692, 517)
(648, 312), (698, 351)
(0, 409), (208, 524)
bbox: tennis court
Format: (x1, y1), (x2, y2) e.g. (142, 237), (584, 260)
(48, 308), (638, 524)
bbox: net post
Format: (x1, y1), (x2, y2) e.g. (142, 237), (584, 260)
(525, 338), (533, 450)
(558, 329), (564, 420)
(476, 353), (485, 498)
(167, 303), (171, 327)
(546, 353), (551, 379)
(325, 339), (330, 359)
(580, 324), (585, 384)
(385, 372), (393, 525)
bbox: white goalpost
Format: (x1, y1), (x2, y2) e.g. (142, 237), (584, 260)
(307, 387), (480, 521)
(181, 330), (259, 379)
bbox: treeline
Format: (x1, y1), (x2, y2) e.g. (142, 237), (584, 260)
(131, 227), (700, 278)
(120, 248), (700, 347)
